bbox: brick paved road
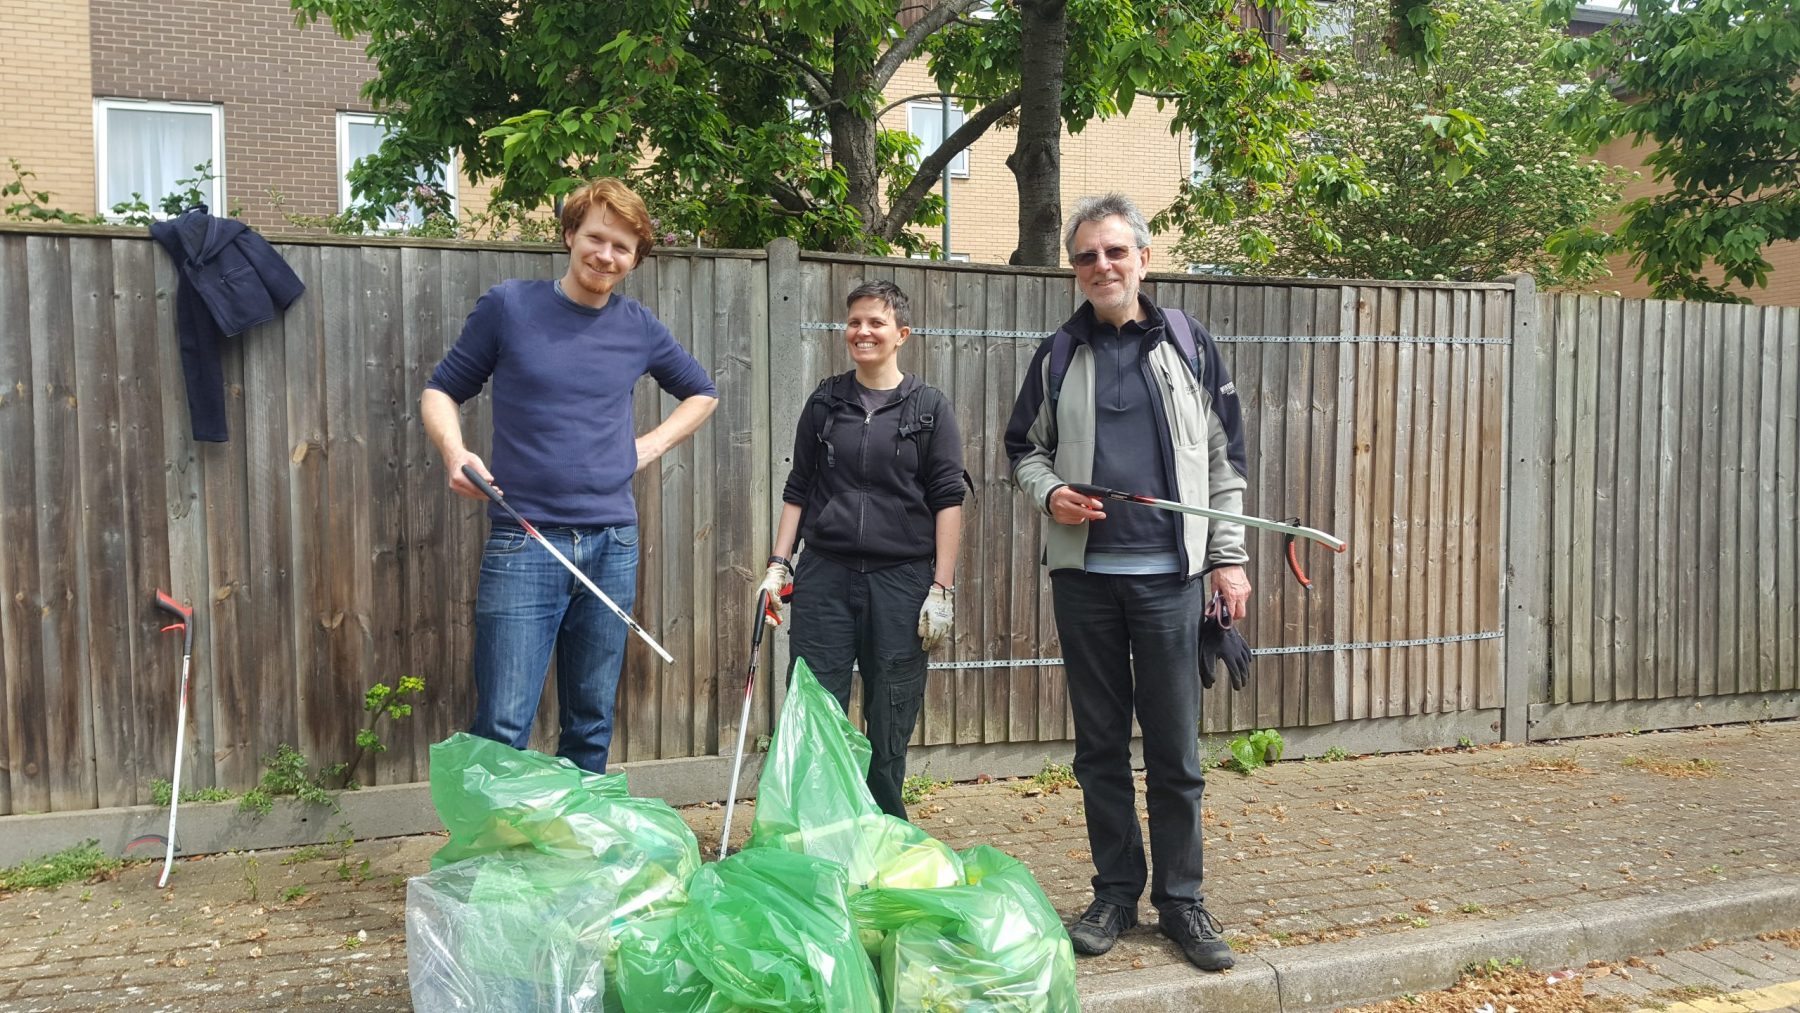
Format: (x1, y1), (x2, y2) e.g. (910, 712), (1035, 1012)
(1, 721), (1794, 1010)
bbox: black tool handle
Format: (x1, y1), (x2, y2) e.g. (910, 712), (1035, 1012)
(461, 464), (533, 530)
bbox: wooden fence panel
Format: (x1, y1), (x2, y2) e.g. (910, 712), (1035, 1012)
(1542, 294), (1800, 717)
(37, 226), (1800, 815)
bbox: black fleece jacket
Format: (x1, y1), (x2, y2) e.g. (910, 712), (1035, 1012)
(781, 372), (966, 571)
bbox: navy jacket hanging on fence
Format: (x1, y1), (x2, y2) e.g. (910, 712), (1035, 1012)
(150, 206), (305, 442)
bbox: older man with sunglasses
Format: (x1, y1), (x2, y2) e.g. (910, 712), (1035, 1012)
(1004, 192), (1251, 973)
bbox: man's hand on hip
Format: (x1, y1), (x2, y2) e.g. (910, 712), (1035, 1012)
(1048, 484), (1107, 526)
(1210, 565), (1251, 620)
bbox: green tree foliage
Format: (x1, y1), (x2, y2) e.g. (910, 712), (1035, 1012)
(290, 0), (1344, 255)
(1550, 0), (1800, 302)
(1175, 0), (1622, 284)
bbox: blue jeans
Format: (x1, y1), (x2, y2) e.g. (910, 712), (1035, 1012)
(470, 521), (638, 773)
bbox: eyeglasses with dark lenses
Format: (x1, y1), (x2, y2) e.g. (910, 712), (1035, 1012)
(1071, 245), (1135, 269)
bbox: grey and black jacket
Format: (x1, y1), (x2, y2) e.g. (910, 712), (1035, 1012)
(782, 372), (967, 571)
(1003, 298), (1249, 577)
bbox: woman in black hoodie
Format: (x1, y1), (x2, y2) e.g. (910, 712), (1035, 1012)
(758, 280), (967, 821)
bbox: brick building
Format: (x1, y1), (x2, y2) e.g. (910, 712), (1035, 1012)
(0, 0), (1195, 263)
(1, 0), (488, 231)
(0, 0), (1791, 304)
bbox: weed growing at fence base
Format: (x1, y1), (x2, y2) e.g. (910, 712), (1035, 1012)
(0, 840), (127, 892)
(900, 766), (953, 805)
(1013, 760), (1079, 795)
(1221, 729), (1286, 774)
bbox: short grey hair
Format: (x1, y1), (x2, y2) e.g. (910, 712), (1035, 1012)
(1063, 193), (1152, 259)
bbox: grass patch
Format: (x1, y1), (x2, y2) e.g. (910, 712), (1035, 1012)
(1321, 745), (1351, 762)
(1622, 755), (1721, 778)
(149, 778), (237, 806)
(0, 840), (125, 891)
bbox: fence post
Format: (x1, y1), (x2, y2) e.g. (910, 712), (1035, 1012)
(757, 238), (803, 739)
(1503, 275), (1550, 742)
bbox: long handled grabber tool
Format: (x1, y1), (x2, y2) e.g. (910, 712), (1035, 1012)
(718, 590), (782, 860)
(1067, 483), (1347, 588)
(461, 464), (674, 664)
(154, 590), (195, 888)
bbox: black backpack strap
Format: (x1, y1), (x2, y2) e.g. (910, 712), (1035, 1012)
(902, 384), (975, 498)
(810, 376), (837, 470)
(1045, 328), (1075, 410)
(1160, 305), (1202, 379)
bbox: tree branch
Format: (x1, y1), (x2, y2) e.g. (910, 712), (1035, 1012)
(877, 91), (1008, 118)
(872, 0), (988, 92)
(691, 24), (831, 105)
(879, 89), (1023, 238)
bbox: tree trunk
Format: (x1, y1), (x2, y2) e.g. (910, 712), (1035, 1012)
(829, 25), (883, 253)
(829, 106), (883, 253)
(1008, 0), (1067, 266)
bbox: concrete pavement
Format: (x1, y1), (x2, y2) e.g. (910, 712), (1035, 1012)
(1, 720), (1795, 1011)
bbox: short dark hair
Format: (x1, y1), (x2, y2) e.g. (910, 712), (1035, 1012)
(846, 279), (912, 330)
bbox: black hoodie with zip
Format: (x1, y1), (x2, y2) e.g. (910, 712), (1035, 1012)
(780, 371), (966, 571)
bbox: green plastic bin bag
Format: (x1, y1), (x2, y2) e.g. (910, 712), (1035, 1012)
(674, 846), (883, 1011)
(425, 732), (702, 997)
(851, 845), (1079, 1013)
(747, 660), (964, 893)
(406, 850), (616, 1012)
(612, 911), (753, 1013)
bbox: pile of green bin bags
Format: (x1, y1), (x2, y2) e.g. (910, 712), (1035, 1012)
(405, 660), (1078, 1011)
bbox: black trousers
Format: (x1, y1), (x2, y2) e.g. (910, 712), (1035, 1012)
(1051, 570), (1207, 913)
(787, 552), (932, 820)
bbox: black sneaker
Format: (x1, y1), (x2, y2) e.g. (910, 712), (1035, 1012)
(1160, 902), (1235, 971)
(1066, 898), (1138, 956)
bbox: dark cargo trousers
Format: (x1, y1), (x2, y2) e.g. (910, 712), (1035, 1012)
(1051, 570), (1208, 914)
(787, 552), (933, 821)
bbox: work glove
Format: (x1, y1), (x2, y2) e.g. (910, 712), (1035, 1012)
(1199, 591), (1252, 690)
(757, 557), (792, 626)
(918, 585), (955, 651)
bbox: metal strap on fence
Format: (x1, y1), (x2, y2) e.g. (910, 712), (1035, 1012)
(915, 630), (1504, 671)
(800, 322), (1510, 345)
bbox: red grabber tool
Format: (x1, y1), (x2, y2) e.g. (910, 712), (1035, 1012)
(461, 464), (674, 664)
(718, 590), (782, 860)
(154, 590), (195, 888)
(1066, 483), (1347, 588)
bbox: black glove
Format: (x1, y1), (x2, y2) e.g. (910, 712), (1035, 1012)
(1199, 593), (1252, 690)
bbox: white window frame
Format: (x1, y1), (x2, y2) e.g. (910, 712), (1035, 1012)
(907, 102), (970, 178)
(336, 112), (459, 230)
(93, 98), (225, 219)
(1189, 134), (1215, 187)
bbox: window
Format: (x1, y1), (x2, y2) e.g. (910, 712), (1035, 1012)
(786, 97), (829, 153)
(337, 113), (457, 229)
(907, 102), (970, 178)
(1190, 136), (1215, 187)
(93, 99), (223, 217)
(1309, 1), (1353, 44)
